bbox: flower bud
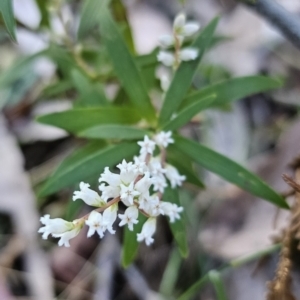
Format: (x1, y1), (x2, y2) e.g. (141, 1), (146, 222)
(182, 22), (200, 36)
(173, 13), (186, 31)
(179, 48), (199, 61)
(158, 34), (174, 48)
(157, 51), (175, 67)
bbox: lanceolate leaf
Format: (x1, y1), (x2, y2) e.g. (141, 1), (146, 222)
(162, 95), (215, 131)
(77, 0), (110, 39)
(180, 76), (282, 109)
(174, 136), (288, 208)
(38, 142), (139, 197)
(0, 0), (16, 41)
(79, 125), (149, 140)
(163, 188), (189, 257)
(158, 17), (219, 126)
(36, 107), (142, 133)
(99, 7), (156, 122)
(208, 271), (228, 300)
(122, 214), (147, 267)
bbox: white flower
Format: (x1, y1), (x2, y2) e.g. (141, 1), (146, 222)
(135, 172), (153, 196)
(99, 167), (121, 187)
(137, 217), (157, 246)
(73, 182), (106, 207)
(85, 211), (106, 238)
(118, 206), (139, 231)
(179, 48), (199, 61)
(161, 202), (183, 223)
(173, 13), (186, 31)
(117, 159), (136, 184)
(99, 183), (120, 201)
(132, 156), (147, 174)
(149, 158), (166, 178)
(182, 22), (200, 36)
(137, 135), (156, 156)
(103, 203), (118, 234)
(159, 74), (170, 92)
(152, 175), (168, 193)
(158, 34), (174, 48)
(120, 182), (140, 206)
(53, 227), (81, 247)
(138, 194), (151, 211)
(147, 195), (164, 217)
(165, 164), (186, 188)
(157, 51), (175, 67)
(38, 214), (75, 239)
(154, 131), (174, 148)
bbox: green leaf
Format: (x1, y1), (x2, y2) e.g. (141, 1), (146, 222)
(79, 125), (149, 140)
(38, 142), (139, 197)
(163, 188), (189, 257)
(162, 95), (215, 131)
(111, 0), (135, 53)
(174, 136), (288, 208)
(71, 69), (108, 106)
(167, 146), (205, 188)
(158, 17), (219, 126)
(99, 7), (156, 122)
(77, 0), (110, 39)
(122, 214), (147, 267)
(42, 80), (73, 98)
(0, 0), (16, 41)
(208, 271), (228, 300)
(37, 107), (142, 133)
(180, 76), (282, 109)
(34, 0), (50, 27)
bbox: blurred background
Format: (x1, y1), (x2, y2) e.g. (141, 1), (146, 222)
(0, 0), (300, 299)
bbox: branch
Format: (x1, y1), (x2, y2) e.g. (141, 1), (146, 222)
(239, 0), (300, 50)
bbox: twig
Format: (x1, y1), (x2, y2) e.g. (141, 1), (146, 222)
(238, 0), (300, 50)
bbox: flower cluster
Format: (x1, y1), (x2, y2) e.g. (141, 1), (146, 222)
(38, 131), (185, 247)
(157, 13), (200, 73)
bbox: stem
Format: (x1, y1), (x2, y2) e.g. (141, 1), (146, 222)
(239, 0), (300, 50)
(178, 243), (281, 300)
(173, 32), (181, 70)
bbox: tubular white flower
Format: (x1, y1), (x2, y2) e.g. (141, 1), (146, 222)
(179, 48), (199, 61)
(154, 131), (174, 148)
(99, 183), (120, 201)
(38, 214), (75, 240)
(158, 34), (174, 48)
(160, 74), (170, 92)
(135, 172), (153, 196)
(182, 22), (200, 36)
(137, 217), (157, 246)
(132, 156), (147, 174)
(152, 175), (168, 193)
(102, 203), (118, 234)
(53, 227), (81, 247)
(157, 51), (175, 67)
(99, 167), (121, 187)
(161, 202), (183, 223)
(147, 195), (164, 217)
(137, 135), (156, 156)
(73, 182), (106, 207)
(149, 158), (166, 178)
(138, 194), (151, 211)
(85, 211), (106, 238)
(173, 13), (186, 31)
(117, 159), (136, 184)
(118, 206), (139, 231)
(120, 182), (140, 206)
(165, 164), (186, 188)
